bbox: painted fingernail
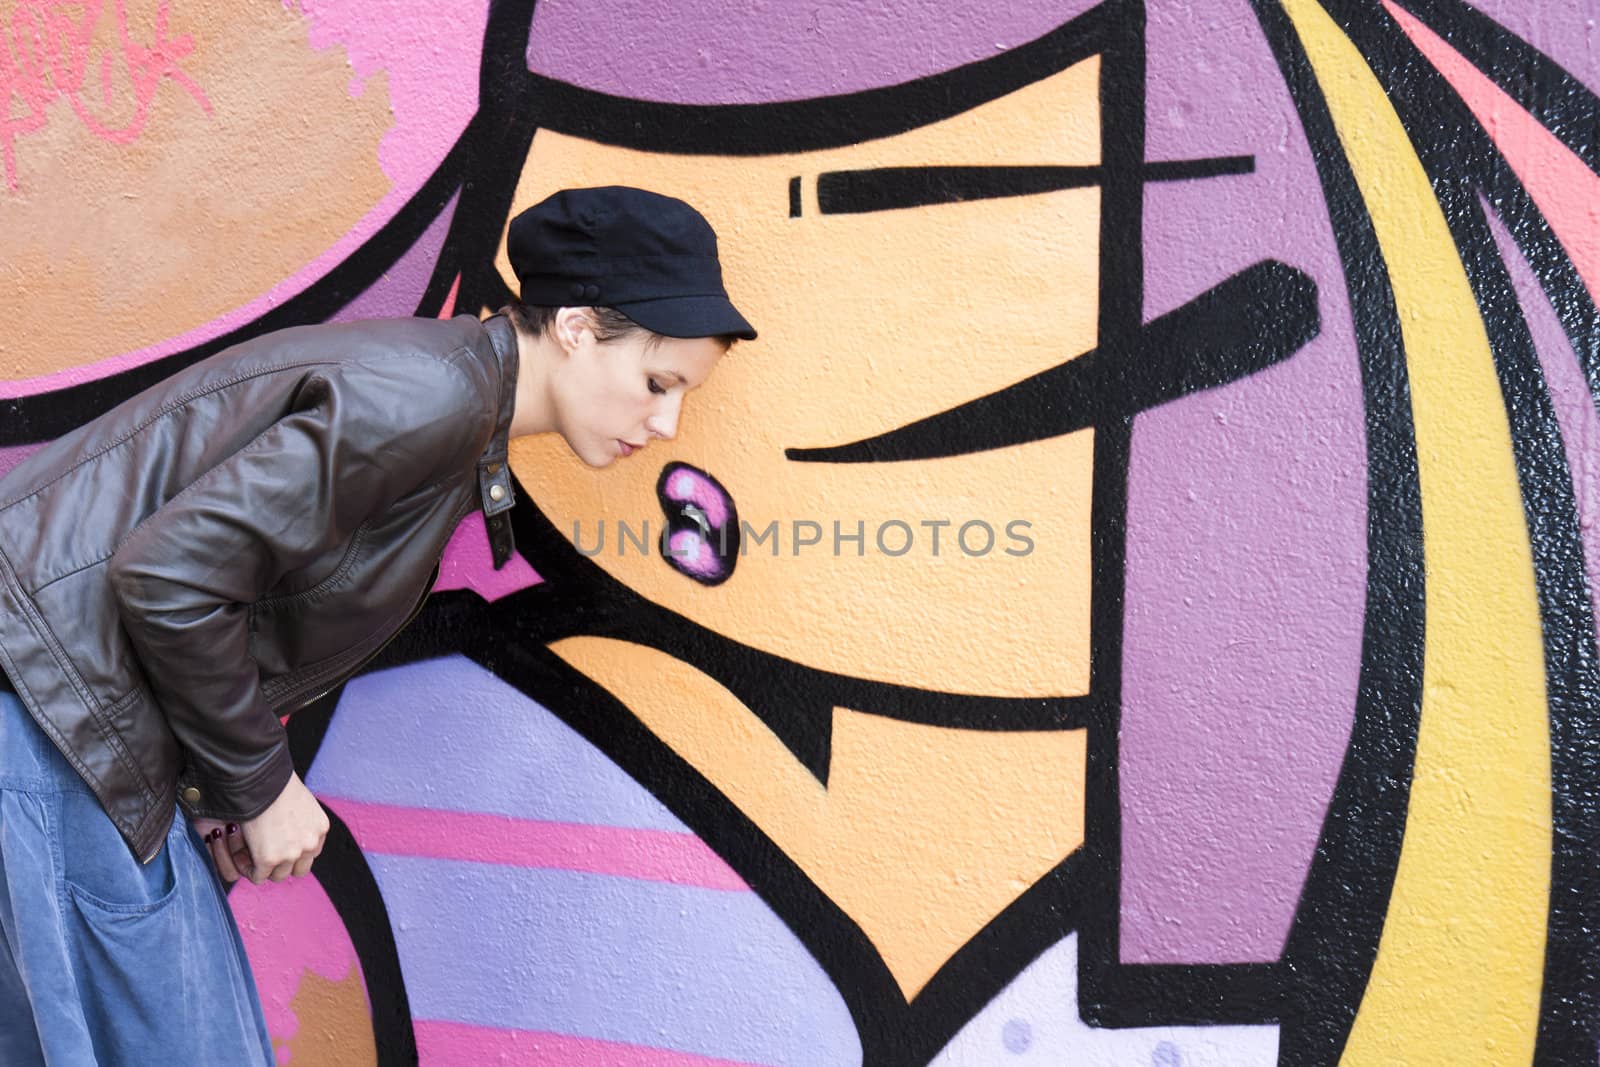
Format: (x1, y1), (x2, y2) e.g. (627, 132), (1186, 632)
(225, 823), (239, 836)
(206, 828), (222, 842)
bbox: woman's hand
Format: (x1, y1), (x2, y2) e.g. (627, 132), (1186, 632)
(197, 772), (329, 885)
(192, 816), (251, 883)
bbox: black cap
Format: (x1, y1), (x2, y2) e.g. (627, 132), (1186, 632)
(507, 186), (757, 341)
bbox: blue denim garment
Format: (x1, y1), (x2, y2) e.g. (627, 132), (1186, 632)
(0, 686), (274, 1065)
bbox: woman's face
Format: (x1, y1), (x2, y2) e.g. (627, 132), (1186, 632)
(549, 315), (725, 469)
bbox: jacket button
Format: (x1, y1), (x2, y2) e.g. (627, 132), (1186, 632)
(485, 462), (501, 475)
(180, 786), (202, 805)
(489, 484), (506, 503)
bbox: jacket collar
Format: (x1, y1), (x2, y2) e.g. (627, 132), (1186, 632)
(476, 314), (520, 570)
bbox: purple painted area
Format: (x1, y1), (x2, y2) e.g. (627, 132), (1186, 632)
(525, 0), (1101, 103)
(367, 854), (861, 1066)
(305, 654), (690, 832)
(433, 510), (542, 602)
(0, 444), (42, 481)
(1461, 1), (1600, 97)
(331, 192), (459, 323)
(1485, 209), (1600, 650)
(1120, 1), (1366, 963)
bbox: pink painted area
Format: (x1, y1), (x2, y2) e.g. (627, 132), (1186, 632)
(665, 468), (730, 528)
(229, 874), (366, 1055)
(439, 273), (461, 318)
(414, 1020), (773, 1067)
(434, 511), (542, 602)
(285, 0), (486, 194)
(323, 795), (750, 892)
(0, 444), (42, 480)
(1388, 2), (1600, 303)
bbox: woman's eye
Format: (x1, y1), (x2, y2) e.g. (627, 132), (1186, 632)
(648, 377), (666, 395)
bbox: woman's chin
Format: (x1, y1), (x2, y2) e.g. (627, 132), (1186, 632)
(557, 433), (615, 469)
(582, 443), (618, 469)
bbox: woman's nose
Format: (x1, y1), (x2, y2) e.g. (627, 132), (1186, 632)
(648, 398), (682, 440)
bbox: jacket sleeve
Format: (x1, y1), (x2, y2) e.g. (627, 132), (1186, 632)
(106, 355), (490, 821)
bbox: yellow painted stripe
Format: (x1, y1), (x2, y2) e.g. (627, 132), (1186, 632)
(1279, 1), (1551, 1063)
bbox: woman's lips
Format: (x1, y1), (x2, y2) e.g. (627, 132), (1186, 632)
(655, 462), (739, 585)
(618, 440), (639, 457)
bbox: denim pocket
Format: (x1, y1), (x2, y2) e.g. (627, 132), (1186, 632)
(59, 791), (177, 915)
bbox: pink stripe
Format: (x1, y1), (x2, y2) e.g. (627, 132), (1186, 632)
(439, 272), (461, 318)
(322, 796), (749, 892)
(1386, 2), (1600, 304)
(414, 1019), (772, 1067)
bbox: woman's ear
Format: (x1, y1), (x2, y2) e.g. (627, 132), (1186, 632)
(552, 306), (590, 355)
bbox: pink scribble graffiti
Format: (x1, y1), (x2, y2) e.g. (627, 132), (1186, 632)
(0, 0), (211, 190)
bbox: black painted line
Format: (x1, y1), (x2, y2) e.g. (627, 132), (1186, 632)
(1388, 0), (1600, 176)
(304, 805), (418, 1065)
(814, 156), (1256, 215)
(788, 176), (802, 217)
(1249, 1), (1430, 1064)
(1142, 154), (1257, 181)
(784, 259), (1319, 463)
(1320, 3), (1600, 1061)
(817, 164), (1103, 214)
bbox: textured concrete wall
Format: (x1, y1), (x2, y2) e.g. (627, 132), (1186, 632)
(3, 1), (1598, 1064)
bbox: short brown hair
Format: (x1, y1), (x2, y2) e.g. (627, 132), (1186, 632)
(501, 301), (739, 351)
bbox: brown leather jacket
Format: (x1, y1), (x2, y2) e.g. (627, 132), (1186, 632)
(0, 314), (520, 863)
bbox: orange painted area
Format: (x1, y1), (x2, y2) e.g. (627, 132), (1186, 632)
(549, 636), (1087, 999)
(276, 966), (377, 1066)
(0, 0), (393, 378)
(506, 57), (1102, 699)
(1385, 0), (1600, 304)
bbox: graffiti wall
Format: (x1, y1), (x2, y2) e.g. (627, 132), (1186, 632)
(3, 0), (1598, 1063)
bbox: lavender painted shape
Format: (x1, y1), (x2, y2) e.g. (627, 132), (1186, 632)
(305, 654), (689, 832)
(1484, 208), (1600, 649)
(526, 0), (1103, 104)
(367, 855), (861, 1066)
(332, 192), (459, 323)
(1120, 0), (1366, 963)
(1462, 1), (1600, 98)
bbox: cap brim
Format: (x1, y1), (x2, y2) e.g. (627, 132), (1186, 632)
(614, 295), (757, 341)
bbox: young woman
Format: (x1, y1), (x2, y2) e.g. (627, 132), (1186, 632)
(0, 186), (753, 1065)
